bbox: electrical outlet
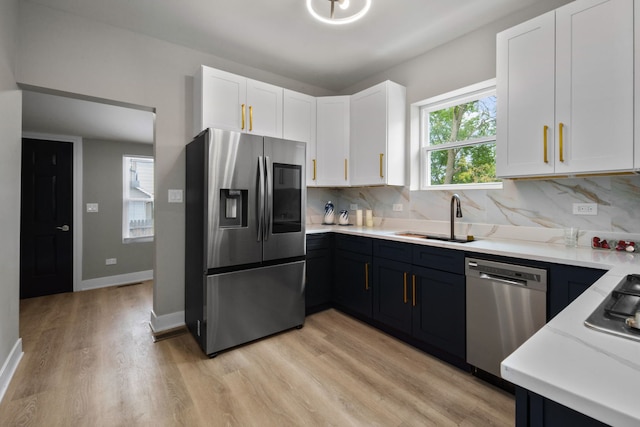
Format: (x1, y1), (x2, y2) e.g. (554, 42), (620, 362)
(572, 203), (597, 215)
(393, 204), (403, 212)
(105, 258), (117, 265)
(86, 203), (99, 213)
(350, 204), (358, 210)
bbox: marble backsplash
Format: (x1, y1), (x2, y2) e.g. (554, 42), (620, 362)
(307, 175), (640, 247)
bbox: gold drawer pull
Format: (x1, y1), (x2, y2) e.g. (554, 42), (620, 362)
(543, 125), (549, 163)
(403, 272), (408, 303)
(559, 122), (564, 162)
(412, 275), (416, 307)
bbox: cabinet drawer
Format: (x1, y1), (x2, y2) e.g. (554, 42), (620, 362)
(412, 245), (464, 274)
(307, 234), (330, 251)
(373, 239), (413, 262)
(335, 234), (372, 255)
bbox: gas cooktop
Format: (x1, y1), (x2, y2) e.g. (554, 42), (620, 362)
(584, 274), (640, 343)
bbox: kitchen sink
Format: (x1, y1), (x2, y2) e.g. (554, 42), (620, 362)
(394, 232), (474, 244)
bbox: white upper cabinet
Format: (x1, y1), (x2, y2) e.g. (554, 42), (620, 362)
(194, 66), (283, 138)
(496, 11), (555, 177)
(316, 96), (350, 187)
(283, 89), (317, 187)
(349, 81), (406, 186)
(497, 0), (634, 178)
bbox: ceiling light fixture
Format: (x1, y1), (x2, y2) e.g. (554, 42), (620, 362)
(306, 0), (372, 25)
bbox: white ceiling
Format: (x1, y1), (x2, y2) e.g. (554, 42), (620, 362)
(21, 0), (544, 143)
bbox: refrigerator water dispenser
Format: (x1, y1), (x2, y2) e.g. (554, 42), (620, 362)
(219, 189), (247, 228)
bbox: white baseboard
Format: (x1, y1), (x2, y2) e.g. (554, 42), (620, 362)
(150, 309), (185, 333)
(0, 339), (23, 404)
(79, 270), (153, 291)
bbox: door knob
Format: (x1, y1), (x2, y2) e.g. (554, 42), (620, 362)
(56, 225), (70, 232)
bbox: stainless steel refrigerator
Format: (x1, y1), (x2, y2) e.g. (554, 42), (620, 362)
(185, 128), (306, 356)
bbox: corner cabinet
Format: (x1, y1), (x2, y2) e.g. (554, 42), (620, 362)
(283, 89), (317, 187)
(548, 264), (606, 320)
(194, 65), (283, 138)
(350, 81), (406, 186)
(305, 234), (332, 314)
(316, 96), (350, 187)
(496, 0), (634, 178)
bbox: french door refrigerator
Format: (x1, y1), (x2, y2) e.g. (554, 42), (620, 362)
(185, 128), (306, 356)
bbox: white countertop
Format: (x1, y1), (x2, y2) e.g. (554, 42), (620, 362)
(308, 224), (640, 426)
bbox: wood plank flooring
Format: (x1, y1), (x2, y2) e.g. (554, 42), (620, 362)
(0, 281), (514, 426)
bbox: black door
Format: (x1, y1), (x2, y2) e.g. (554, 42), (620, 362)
(20, 139), (73, 299)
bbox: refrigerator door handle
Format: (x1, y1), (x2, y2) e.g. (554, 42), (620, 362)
(264, 156), (272, 240)
(257, 155), (265, 242)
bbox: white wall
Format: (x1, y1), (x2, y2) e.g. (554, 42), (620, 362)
(15, 1), (333, 328)
(0, 0), (22, 401)
(342, 0), (573, 99)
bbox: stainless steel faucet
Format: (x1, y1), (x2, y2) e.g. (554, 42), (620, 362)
(450, 194), (462, 240)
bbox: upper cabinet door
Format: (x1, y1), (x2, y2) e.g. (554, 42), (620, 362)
(350, 81), (406, 186)
(316, 96), (350, 187)
(554, 0), (633, 174)
(195, 66), (247, 135)
(246, 79), (283, 138)
(496, 0), (634, 178)
(194, 66), (283, 138)
(283, 89), (317, 187)
(496, 12), (556, 178)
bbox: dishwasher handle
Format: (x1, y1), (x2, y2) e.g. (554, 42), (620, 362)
(478, 272), (528, 287)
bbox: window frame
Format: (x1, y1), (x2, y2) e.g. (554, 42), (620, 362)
(416, 79), (501, 191)
(122, 155), (155, 243)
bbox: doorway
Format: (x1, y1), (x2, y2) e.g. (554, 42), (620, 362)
(20, 86), (156, 295)
(20, 138), (74, 298)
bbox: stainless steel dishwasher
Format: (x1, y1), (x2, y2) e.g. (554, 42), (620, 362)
(465, 257), (547, 378)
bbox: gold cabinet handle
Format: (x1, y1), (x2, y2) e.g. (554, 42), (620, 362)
(403, 272), (408, 303)
(379, 153), (384, 178)
(249, 105), (253, 131)
(543, 125), (549, 163)
(241, 104), (246, 130)
(312, 159), (317, 181)
(559, 122), (564, 162)
(365, 262), (369, 290)
(344, 159), (348, 181)
(412, 275), (416, 307)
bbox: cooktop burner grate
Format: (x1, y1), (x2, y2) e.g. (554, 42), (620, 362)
(585, 274), (640, 343)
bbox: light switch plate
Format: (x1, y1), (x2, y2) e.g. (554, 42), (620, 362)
(86, 203), (99, 213)
(168, 189), (183, 203)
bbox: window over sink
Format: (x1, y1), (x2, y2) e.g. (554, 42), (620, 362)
(414, 79), (501, 190)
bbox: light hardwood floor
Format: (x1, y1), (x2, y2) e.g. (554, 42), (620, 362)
(0, 281), (514, 426)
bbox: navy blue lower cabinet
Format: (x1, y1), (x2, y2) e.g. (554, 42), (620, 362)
(516, 387), (607, 427)
(411, 265), (465, 359)
(333, 249), (373, 319)
(371, 240), (466, 360)
(305, 234), (332, 314)
(372, 257), (413, 334)
(548, 264), (606, 320)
